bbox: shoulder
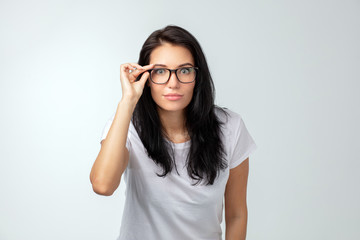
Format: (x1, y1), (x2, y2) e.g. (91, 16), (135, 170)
(214, 106), (243, 127)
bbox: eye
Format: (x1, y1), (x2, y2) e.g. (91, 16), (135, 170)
(153, 68), (166, 75)
(179, 67), (192, 74)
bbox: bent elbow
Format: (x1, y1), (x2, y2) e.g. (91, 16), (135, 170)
(91, 180), (116, 196)
(93, 186), (113, 196)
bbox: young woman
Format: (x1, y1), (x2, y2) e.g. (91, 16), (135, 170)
(90, 25), (257, 240)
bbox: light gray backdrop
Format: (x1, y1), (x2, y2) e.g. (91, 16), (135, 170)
(0, 0), (359, 239)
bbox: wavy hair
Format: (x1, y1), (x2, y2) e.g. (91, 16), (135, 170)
(132, 25), (229, 186)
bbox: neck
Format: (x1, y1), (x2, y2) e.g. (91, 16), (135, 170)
(157, 108), (189, 141)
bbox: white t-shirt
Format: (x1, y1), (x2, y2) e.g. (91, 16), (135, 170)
(100, 108), (257, 240)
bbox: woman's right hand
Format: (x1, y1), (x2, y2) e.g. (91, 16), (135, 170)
(119, 63), (154, 102)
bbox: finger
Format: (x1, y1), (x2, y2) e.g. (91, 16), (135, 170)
(121, 63), (135, 73)
(124, 66), (141, 77)
(130, 67), (150, 79)
(129, 63), (144, 70)
(130, 63), (154, 71)
(120, 63), (136, 84)
(128, 64), (139, 74)
(141, 63), (155, 70)
(120, 63), (154, 83)
(137, 71), (150, 87)
(124, 63), (153, 73)
(131, 63), (155, 78)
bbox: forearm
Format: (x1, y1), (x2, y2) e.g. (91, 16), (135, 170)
(225, 212), (247, 240)
(90, 97), (137, 195)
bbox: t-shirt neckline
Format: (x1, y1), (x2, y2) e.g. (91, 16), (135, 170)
(165, 138), (191, 149)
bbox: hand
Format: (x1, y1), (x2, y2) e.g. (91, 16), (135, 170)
(119, 63), (154, 102)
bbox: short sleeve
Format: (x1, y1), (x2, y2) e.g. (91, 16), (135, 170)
(229, 117), (257, 169)
(99, 112), (131, 151)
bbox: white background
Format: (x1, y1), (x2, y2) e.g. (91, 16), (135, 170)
(1, 0), (359, 239)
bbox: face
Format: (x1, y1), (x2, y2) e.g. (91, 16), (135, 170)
(147, 42), (196, 115)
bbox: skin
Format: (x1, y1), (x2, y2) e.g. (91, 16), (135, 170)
(225, 158), (249, 240)
(90, 63), (154, 196)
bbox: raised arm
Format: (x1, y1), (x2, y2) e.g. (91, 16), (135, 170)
(89, 63), (154, 196)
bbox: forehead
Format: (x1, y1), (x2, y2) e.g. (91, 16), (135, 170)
(149, 43), (194, 67)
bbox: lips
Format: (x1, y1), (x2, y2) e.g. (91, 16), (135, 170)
(164, 94), (183, 97)
(164, 93), (183, 100)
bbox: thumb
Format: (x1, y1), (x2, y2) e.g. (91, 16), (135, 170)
(138, 71), (150, 88)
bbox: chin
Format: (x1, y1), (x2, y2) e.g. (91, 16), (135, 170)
(157, 106), (187, 113)
(156, 103), (189, 113)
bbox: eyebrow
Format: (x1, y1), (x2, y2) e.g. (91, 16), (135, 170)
(153, 63), (194, 68)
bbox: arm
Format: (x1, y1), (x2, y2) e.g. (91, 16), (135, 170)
(90, 98), (136, 196)
(89, 63), (153, 196)
(224, 158), (249, 240)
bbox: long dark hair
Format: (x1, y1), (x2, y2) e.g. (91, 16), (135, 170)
(132, 25), (229, 186)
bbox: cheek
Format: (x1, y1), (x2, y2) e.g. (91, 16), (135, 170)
(187, 85), (196, 97)
(149, 85), (162, 100)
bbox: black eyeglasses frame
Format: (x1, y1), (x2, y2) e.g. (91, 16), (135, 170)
(145, 67), (199, 84)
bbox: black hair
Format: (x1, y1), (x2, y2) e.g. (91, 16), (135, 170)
(132, 25), (229, 186)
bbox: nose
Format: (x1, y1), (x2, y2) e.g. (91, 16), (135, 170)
(167, 71), (180, 89)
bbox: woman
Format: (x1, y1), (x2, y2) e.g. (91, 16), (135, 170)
(90, 25), (257, 240)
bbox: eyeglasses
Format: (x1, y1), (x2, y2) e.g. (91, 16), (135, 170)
(146, 67), (199, 84)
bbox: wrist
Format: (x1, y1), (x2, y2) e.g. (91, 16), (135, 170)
(119, 96), (138, 109)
